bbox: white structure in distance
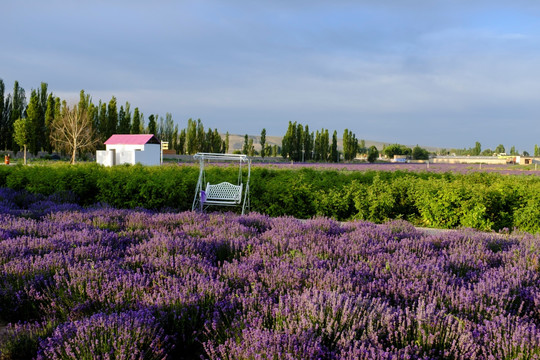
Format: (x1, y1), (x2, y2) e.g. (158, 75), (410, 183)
(96, 134), (161, 166)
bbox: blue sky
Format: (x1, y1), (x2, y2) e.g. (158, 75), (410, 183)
(2, 0), (540, 151)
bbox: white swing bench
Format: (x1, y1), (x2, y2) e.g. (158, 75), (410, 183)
(203, 182), (243, 206)
(192, 153), (251, 215)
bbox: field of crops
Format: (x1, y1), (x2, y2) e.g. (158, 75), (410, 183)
(1, 187), (539, 359)
(247, 161), (540, 176)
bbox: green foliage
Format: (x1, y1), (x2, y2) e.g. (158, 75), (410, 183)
(0, 320), (58, 360)
(4, 163), (540, 233)
(13, 117), (30, 150)
(367, 146), (379, 163)
(473, 141), (482, 156)
(383, 143), (412, 158)
(131, 107), (141, 134)
(514, 190), (540, 233)
(331, 130), (338, 162)
(95, 164), (197, 209)
(412, 145), (429, 160)
(0, 79), (6, 151)
(260, 128), (266, 158)
(148, 114), (157, 136)
(25, 89), (41, 155)
(342, 129), (359, 161)
(106, 96), (118, 139)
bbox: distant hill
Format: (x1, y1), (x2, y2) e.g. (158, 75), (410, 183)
(226, 133), (440, 152)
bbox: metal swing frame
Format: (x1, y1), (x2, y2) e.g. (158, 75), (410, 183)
(191, 153), (251, 215)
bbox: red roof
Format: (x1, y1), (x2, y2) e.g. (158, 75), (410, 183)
(104, 134), (160, 145)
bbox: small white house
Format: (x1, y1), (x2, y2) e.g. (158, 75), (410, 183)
(96, 134), (161, 166)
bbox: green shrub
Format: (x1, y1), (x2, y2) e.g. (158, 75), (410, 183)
(3, 162), (540, 232)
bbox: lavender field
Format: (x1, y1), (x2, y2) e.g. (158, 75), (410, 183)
(1, 188), (540, 359)
(250, 161), (540, 176)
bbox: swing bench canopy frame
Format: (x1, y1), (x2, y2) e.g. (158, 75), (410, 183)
(191, 152), (251, 215)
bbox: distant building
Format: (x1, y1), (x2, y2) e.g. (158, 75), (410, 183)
(96, 134), (161, 166)
(391, 155), (407, 163)
(433, 156), (507, 165)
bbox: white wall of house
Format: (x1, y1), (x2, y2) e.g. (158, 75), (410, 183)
(96, 150), (115, 166)
(135, 144), (161, 166)
(96, 143), (160, 166)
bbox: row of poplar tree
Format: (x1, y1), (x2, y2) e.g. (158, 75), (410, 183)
(281, 121), (365, 162)
(1, 79), (375, 161)
(0, 79), (232, 156)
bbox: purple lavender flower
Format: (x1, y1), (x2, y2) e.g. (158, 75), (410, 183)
(36, 310), (172, 360)
(0, 188), (539, 359)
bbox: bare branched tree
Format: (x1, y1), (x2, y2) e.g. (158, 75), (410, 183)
(50, 104), (99, 164)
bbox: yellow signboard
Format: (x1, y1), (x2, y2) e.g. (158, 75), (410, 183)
(161, 141), (169, 150)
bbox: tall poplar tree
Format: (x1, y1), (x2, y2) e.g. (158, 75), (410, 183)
(163, 113), (174, 143)
(331, 130), (338, 162)
(26, 89), (41, 155)
(260, 128), (266, 158)
(117, 105), (129, 133)
(10, 81), (26, 151)
(39, 83), (48, 110)
(303, 125), (313, 161)
(131, 107), (141, 134)
(2, 95), (11, 151)
(281, 121), (294, 159)
(172, 125), (179, 154)
(225, 131), (229, 153)
(0, 79), (5, 150)
(147, 114), (157, 135)
(196, 119), (204, 151)
(473, 141), (482, 156)
(212, 129), (222, 153)
(36, 82), (48, 153)
(343, 129), (359, 161)
(320, 129), (329, 161)
(242, 134), (249, 155)
(313, 130), (321, 161)
(179, 128), (186, 154)
(106, 96), (118, 138)
(44, 94), (56, 153)
(294, 124), (303, 161)
(157, 116), (164, 139)
(98, 101), (107, 141)
(204, 128), (213, 152)
(186, 118), (197, 154)
(124, 102), (131, 133)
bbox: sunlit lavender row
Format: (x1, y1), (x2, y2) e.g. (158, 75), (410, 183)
(250, 161), (540, 176)
(176, 160), (540, 176)
(1, 187), (539, 359)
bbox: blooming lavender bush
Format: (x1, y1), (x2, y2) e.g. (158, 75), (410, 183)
(36, 310), (172, 360)
(1, 190), (540, 359)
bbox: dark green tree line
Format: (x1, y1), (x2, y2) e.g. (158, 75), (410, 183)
(281, 123), (361, 162)
(343, 129), (359, 161)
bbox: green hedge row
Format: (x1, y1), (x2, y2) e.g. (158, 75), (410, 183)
(2, 163), (540, 233)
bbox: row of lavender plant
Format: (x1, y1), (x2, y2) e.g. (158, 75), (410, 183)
(250, 161), (540, 176)
(0, 187), (539, 359)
